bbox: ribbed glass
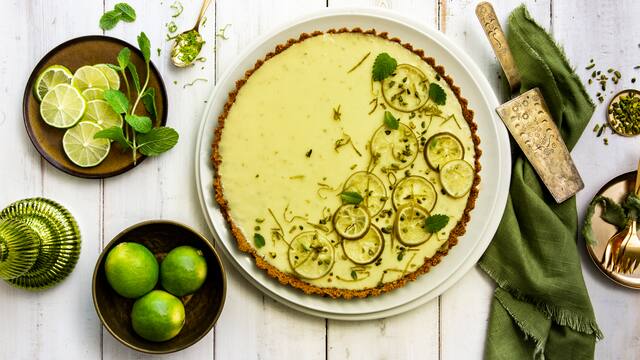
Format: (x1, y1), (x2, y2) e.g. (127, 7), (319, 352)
(0, 219), (40, 280)
(0, 198), (81, 290)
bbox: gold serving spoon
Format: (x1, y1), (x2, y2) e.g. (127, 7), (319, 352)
(170, 0), (212, 67)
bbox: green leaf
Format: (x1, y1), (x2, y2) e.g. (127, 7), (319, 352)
(350, 270), (357, 280)
(114, 3), (136, 22)
(94, 126), (130, 150)
(125, 114), (152, 134)
(126, 63), (140, 93)
(103, 89), (129, 114)
(137, 32), (151, 64)
(136, 127), (179, 156)
(340, 191), (364, 205)
(99, 10), (121, 30)
(253, 233), (266, 248)
(116, 47), (130, 70)
(383, 111), (399, 130)
(106, 63), (121, 72)
(424, 214), (449, 233)
(428, 83), (447, 105)
(372, 52), (397, 81)
(141, 88), (157, 119)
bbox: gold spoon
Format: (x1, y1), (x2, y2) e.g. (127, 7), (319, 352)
(170, 0), (212, 68)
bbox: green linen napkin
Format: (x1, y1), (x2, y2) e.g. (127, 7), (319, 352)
(478, 5), (603, 359)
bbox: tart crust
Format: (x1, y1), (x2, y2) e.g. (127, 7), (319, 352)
(211, 28), (482, 299)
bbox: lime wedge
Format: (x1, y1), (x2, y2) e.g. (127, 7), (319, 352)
(39, 84), (86, 128)
(333, 204), (370, 240)
(440, 159), (474, 198)
(83, 100), (123, 129)
(94, 64), (121, 90)
(425, 132), (464, 170)
(288, 232), (335, 279)
(34, 65), (72, 101)
(343, 172), (387, 216)
(71, 65), (109, 92)
(82, 88), (105, 101)
(342, 225), (384, 265)
(395, 205), (432, 247)
(62, 122), (111, 167)
(392, 176), (437, 211)
(381, 64), (429, 112)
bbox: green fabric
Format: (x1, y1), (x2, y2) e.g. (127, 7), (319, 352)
(478, 5), (602, 359)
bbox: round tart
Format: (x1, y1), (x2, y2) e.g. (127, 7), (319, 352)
(212, 29), (480, 298)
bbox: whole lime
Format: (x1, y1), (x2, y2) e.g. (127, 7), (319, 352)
(160, 245), (208, 296)
(104, 242), (158, 298)
(131, 290), (185, 342)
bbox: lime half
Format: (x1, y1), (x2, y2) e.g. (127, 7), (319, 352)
(343, 172), (387, 216)
(71, 65), (109, 92)
(34, 65), (72, 101)
(82, 88), (105, 101)
(440, 159), (474, 198)
(342, 225), (384, 265)
(333, 204), (371, 240)
(83, 100), (123, 129)
(40, 84), (86, 128)
(94, 64), (121, 90)
(62, 122), (110, 167)
(392, 176), (438, 211)
(288, 232), (335, 279)
(395, 205), (432, 247)
(425, 132), (464, 170)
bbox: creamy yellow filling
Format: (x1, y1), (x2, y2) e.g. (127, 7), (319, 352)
(218, 33), (476, 290)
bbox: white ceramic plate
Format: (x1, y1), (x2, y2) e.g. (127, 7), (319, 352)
(195, 7), (511, 320)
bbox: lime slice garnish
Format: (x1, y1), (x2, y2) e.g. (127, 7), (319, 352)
(34, 65), (72, 101)
(343, 172), (388, 216)
(392, 176), (438, 211)
(288, 231), (335, 279)
(39, 84), (86, 128)
(94, 64), (121, 90)
(440, 159), (474, 198)
(71, 65), (109, 92)
(83, 100), (123, 129)
(333, 204), (371, 240)
(381, 64), (429, 112)
(370, 123), (419, 170)
(425, 132), (464, 170)
(395, 205), (432, 247)
(62, 122), (111, 167)
(82, 88), (105, 101)
(342, 225), (384, 265)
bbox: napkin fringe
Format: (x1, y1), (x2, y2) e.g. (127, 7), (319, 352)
(480, 262), (604, 340)
(494, 290), (546, 359)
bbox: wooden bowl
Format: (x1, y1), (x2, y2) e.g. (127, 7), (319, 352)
(23, 35), (168, 178)
(92, 220), (226, 354)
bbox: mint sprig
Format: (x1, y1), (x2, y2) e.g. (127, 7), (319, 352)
(99, 3), (136, 30)
(383, 111), (399, 130)
(372, 53), (397, 81)
(95, 32), (178, 163)
(429, 83), (447, 105)
(340, 191), (364, 205)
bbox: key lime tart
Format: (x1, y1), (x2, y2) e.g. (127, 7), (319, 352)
(212, 29), (480, 298)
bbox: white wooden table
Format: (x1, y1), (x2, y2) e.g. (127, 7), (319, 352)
(1, 1), (639, 359)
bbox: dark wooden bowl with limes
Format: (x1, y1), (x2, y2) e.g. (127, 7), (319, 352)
(92, 220), (226, 354)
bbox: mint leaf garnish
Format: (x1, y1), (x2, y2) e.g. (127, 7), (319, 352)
(429, 83), (447, 105)
(103, 89), (129, 114)
(116, 48), (130, 70)
(141, 88), (157, 119)
(383, 111), (399, 130)
(115, 3), (136, 22)
(340, 191), (364, 205)
(99, 10), (121, 31)
(125, 114), (152, 134)
(424, 214), (449, 233)
(137, 32), (151, 64)
(254, 233), (266, 248)
(94, 126), (131, 150)
(372, 53), (397, 81)
(137, 127), (179, 156)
